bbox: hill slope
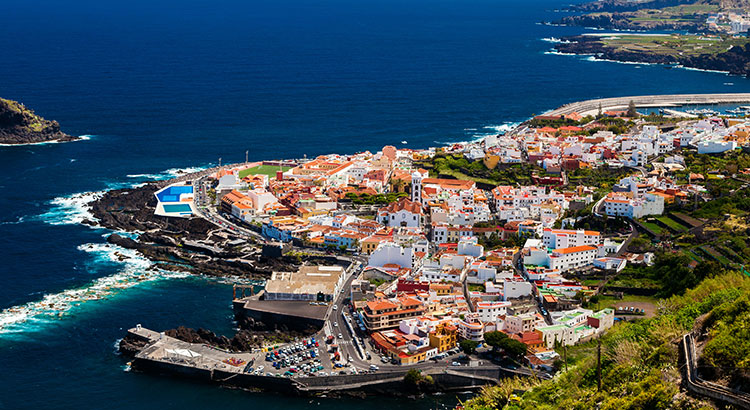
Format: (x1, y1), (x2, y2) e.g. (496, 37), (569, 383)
(461, 272), (750, 410)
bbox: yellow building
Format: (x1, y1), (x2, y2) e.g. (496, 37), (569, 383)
(429, 322), (458, 353)
(429, 283), (452, 296)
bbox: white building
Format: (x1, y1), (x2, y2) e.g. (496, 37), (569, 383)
(548, 245), (599, 272)
(368, 242), (415, 270)
(603, 192), (664, 219)
(476, 301), (511, 323)
(377, 197), (424, 228)
(542, 229), (601, 250)
(503, 278), (533, 299)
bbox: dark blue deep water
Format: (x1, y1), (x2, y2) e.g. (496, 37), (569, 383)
(1, 0), (749, 408)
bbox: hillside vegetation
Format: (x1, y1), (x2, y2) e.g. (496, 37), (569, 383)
(461, 271), (750, 410)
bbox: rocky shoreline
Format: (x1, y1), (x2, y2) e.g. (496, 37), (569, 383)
(89, 181), (301, 279)
(0, 97), (80, 145)
(554, 35), (750, 76)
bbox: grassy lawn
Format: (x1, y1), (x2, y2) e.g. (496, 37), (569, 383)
(582, 279), (603, 287)
(640, 220), (664, 235)
(437, 168), (507, 187)
(238, 164), (291, 179)
(655, 216), (688, 233)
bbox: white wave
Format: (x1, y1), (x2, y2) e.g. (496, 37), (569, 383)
(0, 134), (93, 147)
(0, 242), (189, 334)
(0, 140), (61, 147)
(0, 216), (26, 225)
(126, 165), (210, 181)
(39, 191), (104, 227)
(583, 56), (661, 66)
(541, 37), (576, 44)
(480, 123), (520, 135)
(544, 50), (582, 56)
(674, 65), (730, 75)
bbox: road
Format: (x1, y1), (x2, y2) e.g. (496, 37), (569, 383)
(192, 174), (267, 243)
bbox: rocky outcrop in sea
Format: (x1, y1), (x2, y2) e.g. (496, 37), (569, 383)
(0, 97), (79, 145)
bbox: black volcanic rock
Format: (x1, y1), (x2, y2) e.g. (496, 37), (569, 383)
(0, 98), (78, 145)
(107, 233), (141, 250)
(163, 326), (312, 352)
(118, 334), (150, 357)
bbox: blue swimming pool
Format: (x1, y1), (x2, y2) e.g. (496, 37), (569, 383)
(156, 185), (193, 202)
(163, 204), (192, 213)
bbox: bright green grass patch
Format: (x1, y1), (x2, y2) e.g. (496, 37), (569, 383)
(238, 165), (291, 179)
(655, 216), (688, 232)
(640, 220), (664, 234)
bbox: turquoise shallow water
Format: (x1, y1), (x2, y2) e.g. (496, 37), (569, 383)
(1, 0), (749, 408)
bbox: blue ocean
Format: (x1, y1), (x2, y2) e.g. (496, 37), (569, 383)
(0, 0), (747, 408)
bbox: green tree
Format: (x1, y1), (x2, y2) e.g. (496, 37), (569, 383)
(627, 100), (637, 117)
(404, 369), (423, 386)
(460, 339), (479, 354)
(483, 331), (527, 359)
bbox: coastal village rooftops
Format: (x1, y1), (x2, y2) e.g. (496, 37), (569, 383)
(379, 197), (423, 215)
(552, 245), (597, 255)
(422, 178), (475, 190)
(366, 299), (398, 313)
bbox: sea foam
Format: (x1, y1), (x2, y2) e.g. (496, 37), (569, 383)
(126, 165), (210, 181)
(0, 243), (189, 335)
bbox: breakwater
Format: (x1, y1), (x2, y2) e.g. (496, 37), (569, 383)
(546, 93), (750, 116)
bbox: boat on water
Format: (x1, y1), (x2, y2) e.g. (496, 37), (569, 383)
(401, 140), (407, 144)
(686, 108), (719, 116)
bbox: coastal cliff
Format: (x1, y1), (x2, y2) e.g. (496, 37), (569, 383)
(0, 98), (78, 145)
(552, 0), (725, 32)
(555, 13), (705, 32)
(555, 35), (750, 76)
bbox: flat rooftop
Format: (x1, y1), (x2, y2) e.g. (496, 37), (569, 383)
(241, 300), (328, 321)
(265, 265), (344, 296)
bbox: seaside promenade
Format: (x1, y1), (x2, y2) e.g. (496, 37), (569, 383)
(546, 93), (750, 116)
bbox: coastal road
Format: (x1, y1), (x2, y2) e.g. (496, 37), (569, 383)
(192, 174), (267, 243)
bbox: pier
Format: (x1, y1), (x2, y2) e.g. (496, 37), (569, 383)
(125, 326), (526, 395)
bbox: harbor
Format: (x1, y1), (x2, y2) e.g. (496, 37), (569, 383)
(125, 325), (514, 395)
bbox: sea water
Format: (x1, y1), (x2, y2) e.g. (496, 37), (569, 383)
(1, 0), (749, 408)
